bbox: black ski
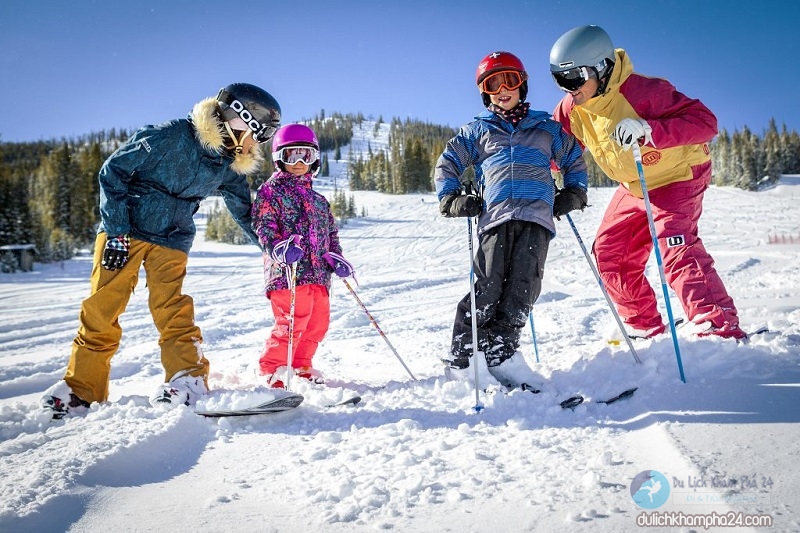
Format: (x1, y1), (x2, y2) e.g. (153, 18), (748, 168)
(517, 384), (637, 408)
(508, 384), (585, 410)
(325, 395), (362, 408)
(597, 387), (638, 405)
(560, 395), (585, 409)
(196, 392), (304, 418)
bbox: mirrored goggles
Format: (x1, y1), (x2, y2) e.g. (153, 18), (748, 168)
(552, 66), (594, 92)
(479, 70), (526, 95)
(273, 146), (319, 165)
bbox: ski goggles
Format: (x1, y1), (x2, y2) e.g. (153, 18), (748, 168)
(218, 102), (278, 143)
(479, 70), (527, 94)
(552, 66), (595, 92)
(273, 146), (319, 165)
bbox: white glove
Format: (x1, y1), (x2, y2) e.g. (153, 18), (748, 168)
(612, 118), (653, 150)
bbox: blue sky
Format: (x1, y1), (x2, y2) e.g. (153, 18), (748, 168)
(1, 0), (796, 142)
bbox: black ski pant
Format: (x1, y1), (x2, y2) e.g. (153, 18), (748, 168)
(450, 220), (550, 368)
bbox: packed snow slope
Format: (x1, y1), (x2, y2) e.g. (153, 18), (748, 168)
(0, 124), (799, 532)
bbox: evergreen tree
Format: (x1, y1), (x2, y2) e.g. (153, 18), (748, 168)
(29, 143), (80, 260)
(712, 129), (731, 185)
(347, 194), (357, 218)
(731, 127), (759, 190)
(321, 154), (330, 177)
(204, 200), (248, 245)
(73, 142), (103, 243)
(330, 188), (349, 223)
(780, 125), (800, 174)
(762, 118), (781, 185)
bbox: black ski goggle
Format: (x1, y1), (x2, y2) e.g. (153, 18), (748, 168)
(218, 101), (278, 143)
(552, 66), (595, 92)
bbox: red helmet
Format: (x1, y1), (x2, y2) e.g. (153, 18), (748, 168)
(475, 51), (529, 106)
(475, 51), (526, 86)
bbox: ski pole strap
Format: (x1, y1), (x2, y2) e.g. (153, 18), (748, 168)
(323, 251), (355, 278)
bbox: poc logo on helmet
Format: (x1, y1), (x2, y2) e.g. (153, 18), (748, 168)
(230, 99), (268, 138)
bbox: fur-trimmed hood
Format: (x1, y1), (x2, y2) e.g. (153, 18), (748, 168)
(190, 97), (264, 175)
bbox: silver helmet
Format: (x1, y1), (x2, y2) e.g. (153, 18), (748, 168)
(550, 25), (616, 94)
(550, 25), (614, 74)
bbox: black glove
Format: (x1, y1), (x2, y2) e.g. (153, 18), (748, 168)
(101, 235), (130, 270)
(439, 194), (483, 218)
(553, 187), (588, 219)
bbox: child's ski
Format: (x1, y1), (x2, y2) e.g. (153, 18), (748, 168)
(196, 392), (304, 418)
(516, 385), (638, 409)
(596, 387), (638, 405)
(325, 395), (362, 408)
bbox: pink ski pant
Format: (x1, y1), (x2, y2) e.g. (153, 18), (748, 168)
(592, 175), (739, 332)
(260, 284), (330, 375)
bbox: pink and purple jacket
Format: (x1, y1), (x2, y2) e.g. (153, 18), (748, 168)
(251, 171), (342, 295)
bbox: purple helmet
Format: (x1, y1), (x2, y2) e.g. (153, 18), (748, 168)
(271, 124), (320, 174)
(272, 124), (319, 152)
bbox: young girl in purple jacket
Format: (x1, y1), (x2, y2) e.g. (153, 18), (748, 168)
(251, 124), (353, 388)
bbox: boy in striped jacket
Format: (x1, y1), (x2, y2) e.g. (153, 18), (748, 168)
(435, 51), (588, 389)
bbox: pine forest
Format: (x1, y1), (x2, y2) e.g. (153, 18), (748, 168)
(1, 114), (798, 267)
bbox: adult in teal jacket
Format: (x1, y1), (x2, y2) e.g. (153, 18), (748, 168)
(41, 83), (281, 419)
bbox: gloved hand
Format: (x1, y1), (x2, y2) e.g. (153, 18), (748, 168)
(272, 235), (304, 264)
(322, 251), (354, 278)
(612, 118), (653, 150)
(101, 234), (130, 270)
(439, 194), (483, 218)
(553, 187), (588, 219)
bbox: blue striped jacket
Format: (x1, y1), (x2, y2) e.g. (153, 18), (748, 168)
(434, 108), (587, 237)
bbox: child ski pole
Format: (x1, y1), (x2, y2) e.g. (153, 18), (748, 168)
(341, 278), (417, 381)
(565, 213), (641, 364)
(632, 144), (686, 382)
(528, 311), (540, 363)
(285, 262), (298, 390)
(467, 217), (483, 412)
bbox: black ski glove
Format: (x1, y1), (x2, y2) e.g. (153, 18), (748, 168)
(553, 187), (588, 219)
(101, 234), (130, 270)
(439, 194), (483, 218)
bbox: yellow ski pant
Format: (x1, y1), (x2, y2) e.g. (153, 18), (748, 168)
(65, 233), (208, 403)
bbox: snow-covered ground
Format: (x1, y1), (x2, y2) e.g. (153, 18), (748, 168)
(1, 128), (799, 531)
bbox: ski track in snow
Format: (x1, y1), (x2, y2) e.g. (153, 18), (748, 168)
(1, 124), (800, 531)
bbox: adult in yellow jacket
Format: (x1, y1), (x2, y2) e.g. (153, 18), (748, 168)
(550, 25), (744, 340)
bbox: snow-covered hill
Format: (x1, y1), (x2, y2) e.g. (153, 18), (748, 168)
(1, 132), (799, 531)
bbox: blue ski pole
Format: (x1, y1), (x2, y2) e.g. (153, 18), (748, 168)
(528, 311), (540, 363)
(631, 144), (686, 382)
